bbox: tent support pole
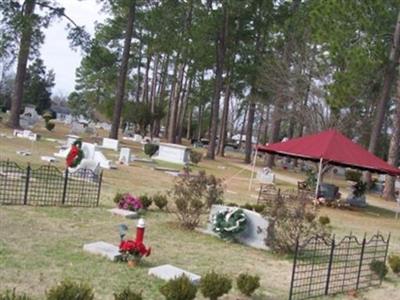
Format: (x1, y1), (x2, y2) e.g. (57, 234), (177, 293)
(248, 147), (258, 191)
(315, 158), (323, 198)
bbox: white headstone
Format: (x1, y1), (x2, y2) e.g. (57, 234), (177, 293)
(41, 156), (57, 163)
(13, 129), (37, 141)
(119, 148), (131, 165)
(148, 264), (201, 284)
(203, 205), (270, 250)
(257, 167), (275, 184)
(109, 208), (138, 219)
(83, 241), (121, 261)
(153, 143), (190, 165)
(102, 138), (119, 151)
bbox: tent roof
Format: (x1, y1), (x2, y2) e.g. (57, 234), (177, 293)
(257, 129), (400, 176)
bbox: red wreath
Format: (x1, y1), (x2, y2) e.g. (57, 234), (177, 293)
(66, 141), (84, 168)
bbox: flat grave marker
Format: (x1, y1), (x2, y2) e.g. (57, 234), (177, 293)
(148, 264), (201, 284)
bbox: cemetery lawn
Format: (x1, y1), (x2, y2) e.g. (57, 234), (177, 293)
(1, 122), (400, 300)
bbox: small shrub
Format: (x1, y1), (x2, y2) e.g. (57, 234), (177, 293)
(113, 287), (142, 300)
(46, 280), (94, 300)
(252, 204), (266, 213)
(139, 194), (152, 209)
(45, 121), (55, 131)
(113, 192), (124, 204)
(318, 216), (330, 226)
(226, 202), (238, 207)
(388, 254), (400, 274)
(236, 273), (260, 297)
(240, 203), (253, 211)
(190, 150), (202, 164)
(172, 171), (224, 229)
(159, 275), (197, 300)
(345, 170), (362, 182)
(0, 289), (32, 300)
(153, 193), (168, 210)
(144, 143), (159, 157)
(370, 260), (388, 280)
(200, 271), (232, 300)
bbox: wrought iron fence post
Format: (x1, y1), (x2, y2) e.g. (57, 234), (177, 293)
(288, 239), (299, 300)
(96, 170), (103, 207)
(62, 168), (69, 205)
(325, 237), (335, 295)
(381, 234), (391, 285)
(356, 235), (367, 290)
(23, 164), (31, 205)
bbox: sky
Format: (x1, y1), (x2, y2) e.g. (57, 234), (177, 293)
(41, 0), (105, 97)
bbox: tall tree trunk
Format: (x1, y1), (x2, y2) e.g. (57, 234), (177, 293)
(110, 0), (136, 139)
(245, 99), (256, 164)
(186, 105), (193, 140)
(266, 101), (283, 167)
(153, 54), (169, 137)
(197, 104), (203, 140)
(261, 104), (270, 144)
(177, 76), (192, 143)
(165, 56), (179, 138)
(150, 53), (159, 111)
(217, 80), (231, 157)
(135, 33), (143, 102)
(168, 62), (185, 143)
(239, 105), (249, 151)
(207, 0), (228, 159)
(8, 0), (36, 129)
(383, 74), (400, 200)
(141, 54), (151, 103)
(365, 11), (400, 182)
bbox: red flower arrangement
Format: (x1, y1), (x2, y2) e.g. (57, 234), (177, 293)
(118, 219), (151, 264)
(119, 239), (151, 262)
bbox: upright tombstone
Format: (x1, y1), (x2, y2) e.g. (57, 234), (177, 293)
(257, 167), (275, 184)
(202, 205), (269, 250)
(102, 138), (119, 151)
(119, 147), (131, 165)
(153, 143), (190, 165)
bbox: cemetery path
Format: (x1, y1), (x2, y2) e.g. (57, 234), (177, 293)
(230, 162), (400, 215)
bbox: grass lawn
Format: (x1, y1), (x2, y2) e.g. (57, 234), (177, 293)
(1, 121), (400, 300)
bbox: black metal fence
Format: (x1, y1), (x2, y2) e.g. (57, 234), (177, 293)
(0, 160), (102, 207)
(289, 233), (390, 300)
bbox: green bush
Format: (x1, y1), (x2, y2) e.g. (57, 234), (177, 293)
(114, 288), (142, 300)
(153, 193), (168, 210)
(190, 150), (202, 164)
(252, 204), (266, 213)
(370, 260), (388, 280)
(144, 143), (159, 157)
(172, 171), (224, 229)
(139, 194), (152, 209)
(0, 289), (32, 300)
(318, 216), (330, 226)
(159, 275), (197, 300)
(113, 192), (124, 204)
(240, 203), (254, 211)
(200, 271), (232, 300)
(345, 170), (362, 182)
(46, 280), (94, 300)
(388, 254), (400, 274)
(45, 121), (55, 131)
(236, 273), (260, 297)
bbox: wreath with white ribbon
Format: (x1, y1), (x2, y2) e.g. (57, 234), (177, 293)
(212, 207), (247, 239)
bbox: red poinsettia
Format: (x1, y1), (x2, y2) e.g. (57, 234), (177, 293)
(119, 240), (151, 261)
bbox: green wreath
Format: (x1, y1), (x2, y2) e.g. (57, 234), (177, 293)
(66, 140), (84, 168)
(212, 208), (247, 239)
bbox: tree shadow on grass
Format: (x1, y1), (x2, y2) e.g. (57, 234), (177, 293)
(363, 204), (398, 219)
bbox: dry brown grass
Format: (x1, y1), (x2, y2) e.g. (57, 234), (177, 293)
(0, 121), (399, 299)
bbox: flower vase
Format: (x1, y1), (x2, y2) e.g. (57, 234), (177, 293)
(127, 260), (137, 268)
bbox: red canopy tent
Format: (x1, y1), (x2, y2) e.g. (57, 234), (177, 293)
(255, 129), (400, 196)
